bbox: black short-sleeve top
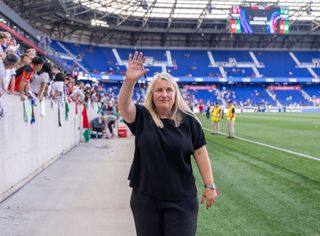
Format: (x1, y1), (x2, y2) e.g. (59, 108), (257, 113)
(124, 104), (206, 201)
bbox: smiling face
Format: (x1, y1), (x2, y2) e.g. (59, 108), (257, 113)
(152, 79), (176, 116)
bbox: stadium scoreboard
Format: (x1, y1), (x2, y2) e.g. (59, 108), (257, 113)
(230, 6), (289, 34)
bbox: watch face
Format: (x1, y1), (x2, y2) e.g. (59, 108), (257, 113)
(205, 184), (216, 189)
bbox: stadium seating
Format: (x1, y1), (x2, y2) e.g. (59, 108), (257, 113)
(302, 85), (320, 99)
(255, 51), (312, 77)
(212, 50), (253, 62)
(50, 40), (320, 107)
(51, 40), (320, 78)
(221, 85), (277, 106)
(272, 90), (312, 106)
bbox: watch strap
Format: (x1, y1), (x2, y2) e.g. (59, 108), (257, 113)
(204, 183), (216, 190)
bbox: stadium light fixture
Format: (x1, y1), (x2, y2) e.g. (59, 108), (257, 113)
(91, 19), (109, 27)
(74, 0), (320, 22)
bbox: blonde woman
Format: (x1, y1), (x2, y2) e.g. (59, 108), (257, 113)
(118, 52), (219, 236)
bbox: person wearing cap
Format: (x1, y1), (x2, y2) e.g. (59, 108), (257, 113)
(211, 102), (222, 135)
(8, 56), (44, 99)
(0, 53), (19, 95)
(227, 100), (236, 138)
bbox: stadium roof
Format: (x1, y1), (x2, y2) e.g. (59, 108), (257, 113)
(2, 0), (320, 48)
(75, 0), (320, 21)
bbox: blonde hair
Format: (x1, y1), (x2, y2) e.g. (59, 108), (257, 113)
(144, 72), (201, 128)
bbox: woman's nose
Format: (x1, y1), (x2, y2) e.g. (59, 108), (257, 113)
(160, 91), (167, 97)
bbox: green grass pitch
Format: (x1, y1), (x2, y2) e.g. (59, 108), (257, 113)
(193, 112), (320, 236)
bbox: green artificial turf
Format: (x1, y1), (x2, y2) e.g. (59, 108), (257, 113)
(193, 113), (320, 236)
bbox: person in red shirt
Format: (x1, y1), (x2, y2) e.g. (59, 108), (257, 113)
(198, 100), (204, 115)
(9, 56), (44, 99)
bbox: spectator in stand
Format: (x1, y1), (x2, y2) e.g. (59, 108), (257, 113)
(8, 37), (18, 47)
(50, 72), (65, 100)
(1, 53), (19, 93)
(8, 56), (44, 100)
(84, 88), (92, 106)
(30, 62), (52, 101)
(65, 76), (75, 99)
(0, 31), (11, 60)
(5, 44), (20, 55)
(71, 82), (85, 103)
(26, 48), (37, 59)
(5, 36), (19, 53)
(17, 54), (32, 68)
(3, 54), (19, 93)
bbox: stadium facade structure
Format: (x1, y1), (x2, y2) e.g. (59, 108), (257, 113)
(0, 0), (319, 109)
(2, 0), (320, 48)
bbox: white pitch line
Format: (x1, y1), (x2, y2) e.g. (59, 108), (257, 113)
(203, 128), (320, 162)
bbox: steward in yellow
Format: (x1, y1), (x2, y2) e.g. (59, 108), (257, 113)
(227, 100), (236, 138)
(211, 102), (221, 134)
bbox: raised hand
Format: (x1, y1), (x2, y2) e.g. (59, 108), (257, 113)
(125, 51), (149, 82)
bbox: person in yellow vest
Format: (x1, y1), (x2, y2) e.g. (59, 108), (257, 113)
(211, 102), (221, 134)
(227, 100), (236, 138)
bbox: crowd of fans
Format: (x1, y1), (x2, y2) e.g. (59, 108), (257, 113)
(0, 30), (119, 139)
(1, 29), (319, 130)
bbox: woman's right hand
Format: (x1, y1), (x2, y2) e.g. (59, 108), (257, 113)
(125, 51), (149, 81)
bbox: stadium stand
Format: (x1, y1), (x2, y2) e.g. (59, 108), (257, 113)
(50, 40), (320, 79)
(47, 40), (320, 107)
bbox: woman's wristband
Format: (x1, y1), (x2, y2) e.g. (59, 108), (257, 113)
(204, 183), (217, 190)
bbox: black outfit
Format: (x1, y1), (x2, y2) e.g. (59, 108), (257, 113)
(124, 105), (206, 236)
(15, 65), (33, 78)
(107, 120), (115, 134)
(205, 106), (211, 119)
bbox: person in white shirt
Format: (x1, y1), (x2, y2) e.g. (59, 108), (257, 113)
(50, 72), (65, 101)
(0, 53), (19, 95)
(30, 62), (52, 101)
(0, 32), (11, 60)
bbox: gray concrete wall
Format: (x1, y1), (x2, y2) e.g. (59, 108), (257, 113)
(0, 96), (82, 202)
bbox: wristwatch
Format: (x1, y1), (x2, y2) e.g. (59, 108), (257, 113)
(204, 183), (217, 190)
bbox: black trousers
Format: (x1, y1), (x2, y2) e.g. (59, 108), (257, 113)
(130, 188), (198, 236)
(107, 120), (115, 134)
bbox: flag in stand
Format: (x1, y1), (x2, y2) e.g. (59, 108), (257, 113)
(30, 97), (36, 124)
(82, 105), (91, 142)
(65, 102), (70, 120)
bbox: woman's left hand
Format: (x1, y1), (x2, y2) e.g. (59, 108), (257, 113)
(201, 188), (220, 209)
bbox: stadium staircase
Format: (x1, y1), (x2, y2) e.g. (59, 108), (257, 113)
(265, 88), (281, 106)
(289, 52), (319, 78)
(300, 89), (312, 101)
(56, 41), (89, 74)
